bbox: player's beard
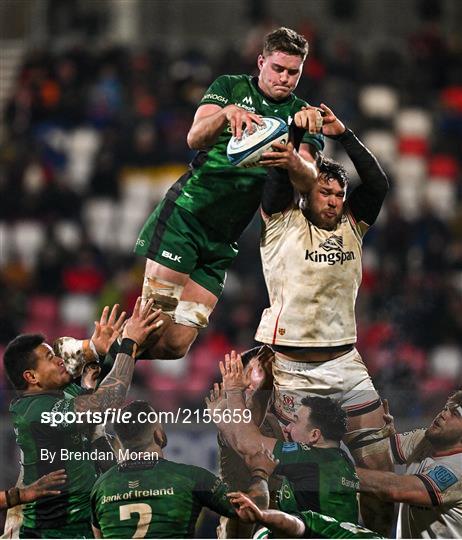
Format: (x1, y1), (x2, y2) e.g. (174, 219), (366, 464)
(425, 425), (460, 449)
(300, 197), (342, 231)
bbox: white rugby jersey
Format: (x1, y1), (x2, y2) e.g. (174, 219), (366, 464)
(255, 208), (366, 347)
(391, 429), (462, 539)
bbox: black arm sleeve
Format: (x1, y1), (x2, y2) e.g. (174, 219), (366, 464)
(261, 123), (321, 215)
(261, 167), (295, 215)
(335, 129), (389, 226)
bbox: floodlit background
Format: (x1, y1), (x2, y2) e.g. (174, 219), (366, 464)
(1, 0), (462, 534)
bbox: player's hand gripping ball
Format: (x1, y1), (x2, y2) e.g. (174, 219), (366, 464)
(227, 116), (288, 167)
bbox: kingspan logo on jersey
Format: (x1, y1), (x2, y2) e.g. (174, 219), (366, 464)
(305, 234), (355, 266)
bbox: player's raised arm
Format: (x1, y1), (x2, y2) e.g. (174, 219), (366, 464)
(207, 351), (277, 457)
(187, 103), (263, 149)
(74, 298), (163, 414)
(320, 102), (389, 227)
(228, 492), (306, 537)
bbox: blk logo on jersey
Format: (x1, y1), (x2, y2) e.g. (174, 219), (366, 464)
(305, 234), (355, 266)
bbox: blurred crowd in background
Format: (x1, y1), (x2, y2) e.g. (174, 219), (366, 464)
(1, 0), (462, 423)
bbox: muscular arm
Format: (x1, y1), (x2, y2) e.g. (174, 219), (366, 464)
(187, 103), (262, 149)
(357, 467), (432, 506)
(187, 104), (229, 149)
(221, 391), (277, 457)
(260, 510), (306, 537)
(338, 129), (389, 226)
(74, 351), (134, 414)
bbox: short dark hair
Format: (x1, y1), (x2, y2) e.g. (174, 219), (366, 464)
(113, 400), (158, 450)
(449, 390), (462, 408)
(301, 396), (347, 442)
(240, 345), (273, 368)
(263, 27), (309, 60)
(317, 155), (348, 189)
(3, 334), (45, 390)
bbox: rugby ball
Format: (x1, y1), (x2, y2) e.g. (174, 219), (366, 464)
(227, 116), (288, 167)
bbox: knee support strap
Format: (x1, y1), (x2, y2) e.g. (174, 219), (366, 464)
(142, 276), (184, 317)
(174, 300), (212, 329)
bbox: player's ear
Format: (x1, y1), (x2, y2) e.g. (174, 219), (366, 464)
(257, 54), (265, 71)
(23, 369), (38, 386)
(154, 427), (167, 449)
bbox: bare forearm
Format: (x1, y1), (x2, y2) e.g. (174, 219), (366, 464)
(75, 352), (134, 413)
(259, 510), (305, 538)
(357, 467), (431, 505)
(187, 109), (228, 149)
(288, 157), (318, 194)
(245, 388), (271, 427)
(247, 478), (270, 511)
(224, 391), (267, 456)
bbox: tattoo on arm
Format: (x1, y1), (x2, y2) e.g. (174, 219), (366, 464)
(74, 353), (134, 414)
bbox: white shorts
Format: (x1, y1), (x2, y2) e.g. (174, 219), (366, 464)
(272, 347), (380, 424)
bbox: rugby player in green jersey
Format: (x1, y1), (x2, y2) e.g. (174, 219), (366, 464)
(3, 298), (163, 539)
(134, 26), (325, 360)
(90, 400), (276, 539)
(207, 352), (360, 525)
(228, 491), (383, 539)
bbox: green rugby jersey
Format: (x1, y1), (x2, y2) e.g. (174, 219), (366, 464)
(273, 441), (359, 524)
(254, 510), (383, 539)
(9, 383), (98, 531)
(90, 458), (236, 538)
(167, 74), (324, 241)
(297, 510), (383, 538)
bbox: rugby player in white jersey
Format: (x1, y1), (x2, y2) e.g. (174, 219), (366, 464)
(254, 103), (392, 534)
(357, 390), (462, 539)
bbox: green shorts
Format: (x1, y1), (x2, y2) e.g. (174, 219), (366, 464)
(134, 199), (238, 298)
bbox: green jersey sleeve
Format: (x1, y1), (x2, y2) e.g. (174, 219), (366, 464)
(297, 510), (383, 538)
(200, 75), (233, 108)
(193, 467), (236, 517)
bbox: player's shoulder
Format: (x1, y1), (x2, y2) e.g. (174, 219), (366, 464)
(10, 392), (65, 419)
(209, 73), (250, 88)
(91, 464), (119, 493)
(275, 440), (311, 456)
(163, 459), (214, 480)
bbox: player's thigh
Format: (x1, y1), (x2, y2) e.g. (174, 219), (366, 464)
(346, 403), (393, 471)
(135, 199), (199, 278)
(188, 237), (238, 300)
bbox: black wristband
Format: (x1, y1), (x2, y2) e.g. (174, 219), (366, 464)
(119, 338), (138, 358)
(250, 468), (270, 482)
(251, 473), (269, 483)
(108, 341), (120, 360)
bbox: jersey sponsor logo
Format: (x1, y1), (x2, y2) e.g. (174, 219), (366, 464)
(203, 93), (228, 104)
(305, 234), (355, 266)
(101, 487), (174, 504)
(426, 465), (458, 492)
(242, 96), (253, 105)
(128, 480), (140, 489)
(135, 238), (145, 248)
(235, 101), (256, 112)
(320, 235), (344, 251)
(341, 476), (360, 490)
(161, 250), (182, 263)
(281, 442), (298, 452)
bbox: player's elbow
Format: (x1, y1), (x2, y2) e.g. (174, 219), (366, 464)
(187, 129), (201, 150)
